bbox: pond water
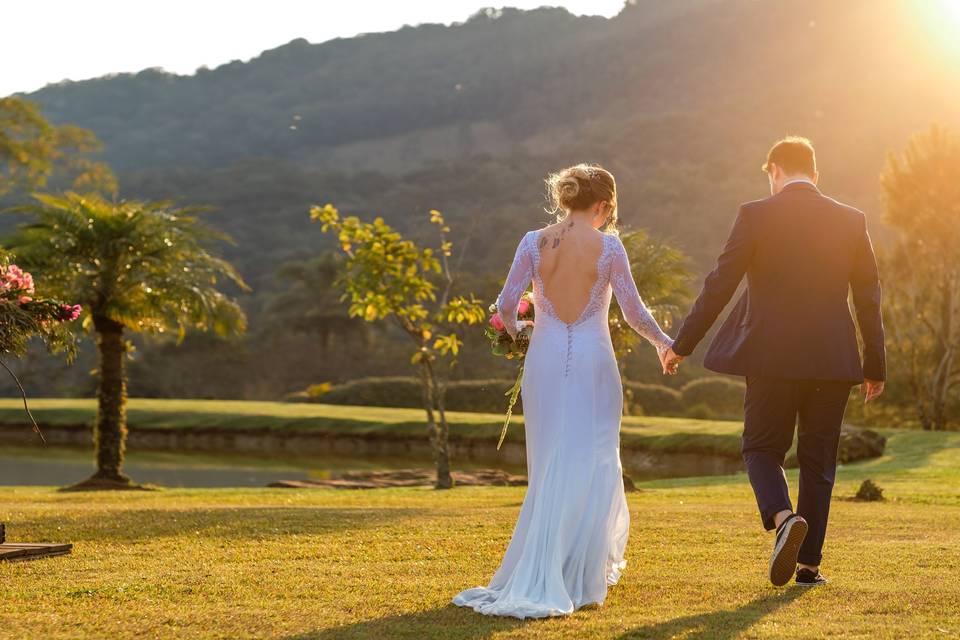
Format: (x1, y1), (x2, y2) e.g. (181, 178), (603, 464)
(0, 444), (741, 488)
(0, 445), (529, 488)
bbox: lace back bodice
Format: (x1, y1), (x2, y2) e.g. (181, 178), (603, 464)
(531, 232), (616, 328)
(497, 229), (672, 350)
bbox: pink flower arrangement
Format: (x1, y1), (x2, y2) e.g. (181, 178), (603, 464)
(59, 304), (83, 322)
(0, 263), (81, 323)
(1, 264), (35, 296)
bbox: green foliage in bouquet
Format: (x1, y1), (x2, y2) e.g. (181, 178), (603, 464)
(485, 293), (534, 449)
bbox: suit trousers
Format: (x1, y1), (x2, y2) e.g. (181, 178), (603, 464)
(741, 377), (853, 566)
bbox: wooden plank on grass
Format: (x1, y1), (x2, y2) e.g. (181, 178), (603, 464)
(0, 543), (72, 562)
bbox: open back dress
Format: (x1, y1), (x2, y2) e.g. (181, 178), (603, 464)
(452, 227), (672, 619)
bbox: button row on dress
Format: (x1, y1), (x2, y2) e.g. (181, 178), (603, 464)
(564, 326), (573, 377)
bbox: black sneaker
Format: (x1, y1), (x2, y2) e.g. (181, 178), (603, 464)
(769, 514), (808, 587)
(796, 567), (829, 586)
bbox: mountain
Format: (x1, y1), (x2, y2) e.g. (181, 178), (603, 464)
(23, 1), (960, 267)
(9, 0), (960, 397)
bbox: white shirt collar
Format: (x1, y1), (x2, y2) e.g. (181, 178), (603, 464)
(782, 178), (816, 188)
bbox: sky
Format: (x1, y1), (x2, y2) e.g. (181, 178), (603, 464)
(1, 1), (626, 97)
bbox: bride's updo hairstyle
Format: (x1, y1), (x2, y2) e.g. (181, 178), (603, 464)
(546, 163), (618, 232)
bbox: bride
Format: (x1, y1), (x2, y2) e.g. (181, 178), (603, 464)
(453, 164), (677, 619)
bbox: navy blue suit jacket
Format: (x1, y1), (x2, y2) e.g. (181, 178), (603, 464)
(672, 182), (885, 383)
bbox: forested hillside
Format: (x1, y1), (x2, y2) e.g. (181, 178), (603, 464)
(7, 0), (960, 398)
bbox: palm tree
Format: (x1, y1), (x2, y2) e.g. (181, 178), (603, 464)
(6, 192), (248, 488)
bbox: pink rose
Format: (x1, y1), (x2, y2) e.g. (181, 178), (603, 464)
(517, 299), (531, 315)
(490, 313), (505, 332)
(18, 296), (32, 305)
(58, 303), (82, 322)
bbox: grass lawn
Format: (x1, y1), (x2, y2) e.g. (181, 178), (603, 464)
(2, 423), (959, 639)
(0, 398), (747, 456)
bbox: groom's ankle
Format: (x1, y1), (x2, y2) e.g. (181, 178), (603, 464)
(773, 510), (794, 530)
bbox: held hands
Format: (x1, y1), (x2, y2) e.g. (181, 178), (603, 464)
(658, 344), (683, 376)
(861, 379), (885, 404)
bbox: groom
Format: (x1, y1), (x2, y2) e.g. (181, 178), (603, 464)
(664, 137), (885, 587)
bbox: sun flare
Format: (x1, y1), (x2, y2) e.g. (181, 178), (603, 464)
(919, 0), (960, 54)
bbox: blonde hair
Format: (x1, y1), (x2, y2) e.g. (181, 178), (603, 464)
(545, 163), (618, 232)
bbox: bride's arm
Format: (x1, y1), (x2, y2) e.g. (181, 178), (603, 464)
(610, 237), (673, 353)
(497, 232), (534, 340)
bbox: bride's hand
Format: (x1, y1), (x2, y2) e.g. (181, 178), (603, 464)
(658, 343), (682, 375)
(510, 320), (533, 342)
(509, 320), (533, 341)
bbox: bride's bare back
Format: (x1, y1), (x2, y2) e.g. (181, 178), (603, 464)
(536, 220), (606, 324)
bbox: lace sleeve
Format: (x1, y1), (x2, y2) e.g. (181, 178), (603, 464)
(497, 232), (534, 339)
(610, 237), (672, 352)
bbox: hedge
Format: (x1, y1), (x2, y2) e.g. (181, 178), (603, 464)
(680, 377), (746, 418)
(623, 382), (683, 416)
(291, 375), (747, 419)
(291, 376), (519, 414)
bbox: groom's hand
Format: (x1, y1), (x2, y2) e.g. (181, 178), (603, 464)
(659, 346), (683, 376)
(861, 379), (885, 404)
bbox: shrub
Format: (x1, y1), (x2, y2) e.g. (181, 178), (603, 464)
(303, 376), (423, 408)
(306, 382), (333, 398)
(680, 377), (746, 418)
(684, 403), (718, 420)
(623, 382), (682, 416)
(855, 479), (884, 502)
(443, 379), (523, 413)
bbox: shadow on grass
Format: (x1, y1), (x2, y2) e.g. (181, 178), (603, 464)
(14, 506), (427, 542)
(283, 604), (524, 640)
(643, 429), (960, 493)
(618, 586), (807, 639)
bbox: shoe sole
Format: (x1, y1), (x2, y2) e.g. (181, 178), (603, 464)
(769, 518), (808, 587)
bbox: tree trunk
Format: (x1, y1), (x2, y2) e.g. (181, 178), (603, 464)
(433, 373), (453, 490)
(419, 358), (452, 489)
(89, 316), (131, 485)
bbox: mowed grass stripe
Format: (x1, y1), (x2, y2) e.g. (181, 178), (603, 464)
(0, 398), (747, 456)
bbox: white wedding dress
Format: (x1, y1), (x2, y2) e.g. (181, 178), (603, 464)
(453, 227), (672, 619)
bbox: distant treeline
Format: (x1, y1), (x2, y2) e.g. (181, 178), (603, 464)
(5, 0), (960, 409)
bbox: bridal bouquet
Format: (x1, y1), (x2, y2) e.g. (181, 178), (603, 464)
(485, 293), (534, 449)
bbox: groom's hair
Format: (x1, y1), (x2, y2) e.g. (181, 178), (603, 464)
(762, 136), (817, 177)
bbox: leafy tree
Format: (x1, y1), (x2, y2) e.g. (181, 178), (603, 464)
(609, 229), (691, 411)
(880, 124), (960, 430)
(0, 97), (116, 198)
(267, 253), (368, 349)
(312, 205), (485, 489)
(5, 192), (247, 487)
